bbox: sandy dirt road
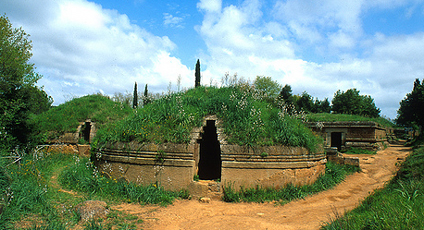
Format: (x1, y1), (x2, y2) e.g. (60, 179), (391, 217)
(113, 143), (410, 230)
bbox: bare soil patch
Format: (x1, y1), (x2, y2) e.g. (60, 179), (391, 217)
(112, 143), (410, 230)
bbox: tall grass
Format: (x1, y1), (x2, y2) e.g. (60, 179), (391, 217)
(59, 156), (189, 206)
(222, 161), (360, 203)
(0, 150), (75, 229)
(0, 149), (187, 229)
(322, 139), (424, 229)
(95, 86), (322, 151)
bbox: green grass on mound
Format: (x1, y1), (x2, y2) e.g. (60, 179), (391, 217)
(95, 86), (322, 151)
(30, 94), (133, 142)
(306, 113), (397, 128)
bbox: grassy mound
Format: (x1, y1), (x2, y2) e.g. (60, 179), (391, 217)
(95, 86), (322, 151)
(30, 94), (133, 142)
(306, 113), (397, 128)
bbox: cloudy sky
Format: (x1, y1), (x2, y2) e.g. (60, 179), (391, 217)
(2, 0), (424, 119)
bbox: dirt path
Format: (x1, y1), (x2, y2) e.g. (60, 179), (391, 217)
(113, 143), (410, 230)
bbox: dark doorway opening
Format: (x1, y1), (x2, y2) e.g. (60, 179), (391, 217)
(83, 122), (91, 143)
(198, 120), (222, 180)
(331, 132), (342, 151)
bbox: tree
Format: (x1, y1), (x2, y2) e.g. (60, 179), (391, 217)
(143, 84), (150, 106)
(133, 82), (138, 109)
(195, 59), (201, 88)
(312, 98), (331, 113)
(296, 91), (314, 112)
(253, 76), (281, 102)
(278, 84), (293, 102)
(1, 15), (50, 150)
(396, 78), (424, 130)
(331, 88), (380, 117)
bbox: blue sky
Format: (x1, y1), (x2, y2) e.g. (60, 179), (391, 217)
(2, 0), (424, 119)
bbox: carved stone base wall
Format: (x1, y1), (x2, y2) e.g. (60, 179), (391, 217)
(220, 145), (326, 190)
(96, 142), (327, 192)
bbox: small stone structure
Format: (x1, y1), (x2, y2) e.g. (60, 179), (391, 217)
(306, 121), (389, 151)
(96, 115), (326, 194)
(48, 119), (97, 144)
(325, 147), (360, 167)
(44, 119), (96, 156)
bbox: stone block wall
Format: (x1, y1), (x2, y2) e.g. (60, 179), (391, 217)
(97, 142), (195, 191)
(96, 142), (327, 192)
(307, 121), (389, 151)
(220, 145), (326, 190)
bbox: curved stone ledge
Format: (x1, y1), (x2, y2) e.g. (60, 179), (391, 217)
(222, 160), (323, 169)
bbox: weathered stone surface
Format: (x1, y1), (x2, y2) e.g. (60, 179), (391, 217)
(199, 197), (211, 203)
(77, 144), (91, 156)
(75, 200), (109, 222)
(221, 159), (326, 190)
(47, 144), (78, 154)
(188, 182), (209, 198)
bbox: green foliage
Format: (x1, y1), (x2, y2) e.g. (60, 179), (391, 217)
(341, 147), (376, 155)
(322, 146), (424, 230)
(222, 161), (359, 203)
(142, 84), (151, 106)
(306, 113), (397, 128)
(296, 91), (314, 112)
(311, 98), (331, 113)
(95, 86), (322, 151)
(0, 150), (179, 229)
(195, 59), (201, 88)
(396, 78), (424, 129)
(0, 15), (51, 150)
(253, 76), (281, 103)
(0, 151), (76, 229)
(30, 94), (132, 142)
(155, 150), (167, 163)
(59, 156), (187, 206)
(331, 88), (380, 118)
(132, 82), (138, 109)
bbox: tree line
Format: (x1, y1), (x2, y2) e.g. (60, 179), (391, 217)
(253, 76), (380, 118)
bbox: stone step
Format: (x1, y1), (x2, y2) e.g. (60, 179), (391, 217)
(188, 180), (222, 200)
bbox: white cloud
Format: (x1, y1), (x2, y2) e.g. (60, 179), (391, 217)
(197, 0), (222, 13)
(195, 0), (424, 119)
(3, 0), (424, 120)
(163, 13), (184, 28)
(1, 0), (191, 104)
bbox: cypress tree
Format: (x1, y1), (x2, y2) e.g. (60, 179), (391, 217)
(133, 82), (138, 109)
(195, 59), (201, 88)
(143, 84), (149, 106)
